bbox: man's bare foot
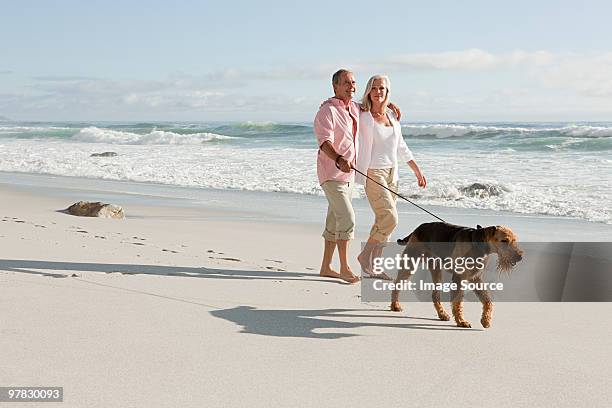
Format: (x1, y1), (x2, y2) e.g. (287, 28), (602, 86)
(320, 267), (342, 279)
(339, 268), (360, 284)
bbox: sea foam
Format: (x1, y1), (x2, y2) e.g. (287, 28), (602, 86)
(402, 124), (612, 138)
(71, 127), (236, 145)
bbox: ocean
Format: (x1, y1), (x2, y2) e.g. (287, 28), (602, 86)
(0, 121), (610, 224)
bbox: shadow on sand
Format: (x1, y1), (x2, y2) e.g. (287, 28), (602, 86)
(211, 306), (480, 339)
(0, 259), (329, 282)
(1, 259), (480, 338)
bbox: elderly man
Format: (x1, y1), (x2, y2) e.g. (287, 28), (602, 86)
(313, 69), (362, 283)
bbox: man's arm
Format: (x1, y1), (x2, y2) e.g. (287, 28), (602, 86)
(356, 100), (401, 119)
(320, 141), (351, 173)
(388, 102), (401, 120)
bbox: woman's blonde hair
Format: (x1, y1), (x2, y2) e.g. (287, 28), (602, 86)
(361, 74), (391, 112)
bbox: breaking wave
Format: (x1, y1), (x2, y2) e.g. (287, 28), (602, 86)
(71, 127), (236, 145)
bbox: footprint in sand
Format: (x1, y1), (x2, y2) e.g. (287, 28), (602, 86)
(305, 267), (315, 271)
(265, 266), (286, 271)
(132, 242), (145, 246)
(162, 249), (179, 253)
(265, 259), (284, 264)
(76, 230), (88, 234)
(214, 257), (241, 262)
(15, 220), (25, 223)
(35, 225), (46, 228)
(132, 237), (146, 241)
(94, 235), (106, 239)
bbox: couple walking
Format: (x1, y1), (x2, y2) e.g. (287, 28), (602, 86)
(314, 69), (426, 284)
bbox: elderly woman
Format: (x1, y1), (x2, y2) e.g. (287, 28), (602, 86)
(356, 75), (427, 278)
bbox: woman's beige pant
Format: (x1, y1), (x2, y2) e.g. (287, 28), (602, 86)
(365, 168), (398, 243)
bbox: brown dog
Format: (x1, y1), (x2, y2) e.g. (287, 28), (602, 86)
(390, 222), (523, 328)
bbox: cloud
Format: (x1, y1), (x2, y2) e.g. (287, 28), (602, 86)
(4, 49), (612, 120)
(1, 72), (319, 120)
(33, 75), (101, 81)
(0, 70), (12, 75)
(204, 49), (557, 80)
(534, 52), (612, 97)
(212, 49), (612, 102)
(205, 66), (335, 81)
(387, 49), (555, 71)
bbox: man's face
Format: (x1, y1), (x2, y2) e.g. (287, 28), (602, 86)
(333, 72), (356, 101)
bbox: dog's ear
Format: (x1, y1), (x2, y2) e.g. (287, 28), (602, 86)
(472, 227), (485, 242)
(397, 235), (410, 245)
(483, 226), (497, 241)
(476, 224), (482, 229)
(470, 227), (490, 256)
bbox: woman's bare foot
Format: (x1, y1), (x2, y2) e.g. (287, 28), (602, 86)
(357, 252), (373, 276)
(358, 252), (391, 280)
(372, 271), (393, 281)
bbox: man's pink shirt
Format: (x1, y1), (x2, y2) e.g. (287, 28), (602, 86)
(313, 97), (360, 185)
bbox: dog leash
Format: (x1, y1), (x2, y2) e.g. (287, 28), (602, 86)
(352, 166), (447, 223)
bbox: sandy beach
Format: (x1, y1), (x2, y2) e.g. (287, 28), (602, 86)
(1, 173), (611, 407)
(3, 1), (612, 406)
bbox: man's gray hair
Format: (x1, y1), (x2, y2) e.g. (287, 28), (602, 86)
(332, 69), (352, 86)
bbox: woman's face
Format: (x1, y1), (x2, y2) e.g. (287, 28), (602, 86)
(369, 78), (388, 105)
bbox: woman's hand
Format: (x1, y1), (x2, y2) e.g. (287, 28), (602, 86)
(416, 172), (427, 188)
(407, 160), (426, 188)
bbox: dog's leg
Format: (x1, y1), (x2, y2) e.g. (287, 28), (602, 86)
(472, 277), (494, 328)
(450, 273), (471, 328)
(430, 268), (450, 321)
(390, 245), (421, 312)
(390, 267), (413, 312)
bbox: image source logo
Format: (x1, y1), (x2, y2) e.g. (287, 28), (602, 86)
(361, 242), (612, 302)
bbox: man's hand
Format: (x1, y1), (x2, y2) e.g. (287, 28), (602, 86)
(388, 102), (401, 120)
(336, 156), (352, 173)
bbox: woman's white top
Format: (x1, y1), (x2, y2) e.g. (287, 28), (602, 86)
(369, 124), (396, 168)
(355, 109), (414, 185)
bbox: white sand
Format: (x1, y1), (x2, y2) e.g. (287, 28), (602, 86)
(1, 177), (611, 408)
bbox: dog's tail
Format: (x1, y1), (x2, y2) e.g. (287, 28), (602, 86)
(397, 233), (413, 246)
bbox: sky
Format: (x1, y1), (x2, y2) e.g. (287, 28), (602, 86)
(1, 0), (612, 122)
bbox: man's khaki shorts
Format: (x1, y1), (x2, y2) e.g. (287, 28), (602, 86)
(321, 180), (355, 241)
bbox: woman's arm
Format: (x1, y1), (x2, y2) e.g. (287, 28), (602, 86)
(408, 160), (427, 188)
